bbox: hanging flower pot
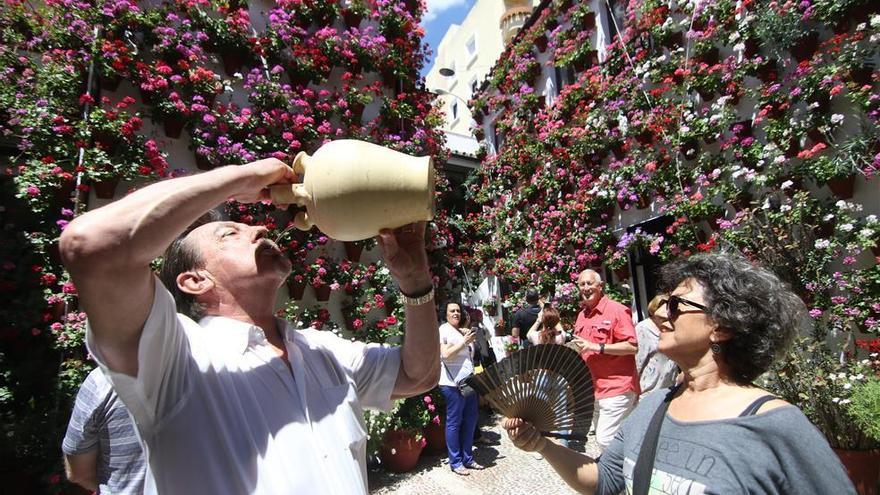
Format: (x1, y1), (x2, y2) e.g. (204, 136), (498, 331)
(833, 448), (880, 495)
(313, 283), (332, 302)
(379, 429), (424, 473)
(194, 152), (214, 171)
(342, 9), (364, 29)
(636, 195), (650, 210)
(827, 175), (856, 199)
(612, 264), (630, 280)
(221, 51), (244, 76)
(93, 178), (119, 199)
(679, 139), (700, 160)
(343, 241), (364, 262)
(139, 87), (158, 107)
(535, 34), (548, 53)
(163, 119), (185, 139)
(661, 31), (684, 49)
(790, 32), (819, 62)
(99, 73), (121, 92)
(287, 279), (306, 300)
(755, 60), (778, 83)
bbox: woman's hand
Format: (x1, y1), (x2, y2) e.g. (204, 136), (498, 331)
(502, 418), (547, 453)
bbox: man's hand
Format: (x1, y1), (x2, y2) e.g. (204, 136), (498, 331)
(377, 222), (432, 294)
(571, 336), (599, 353)
(229, 158), (298, 204)
(503, 418), (547, 453)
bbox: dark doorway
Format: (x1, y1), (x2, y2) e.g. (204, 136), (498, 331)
(626, 215), (674, 320)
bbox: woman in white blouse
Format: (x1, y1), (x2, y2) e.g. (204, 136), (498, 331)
(438, 302), (485, 475)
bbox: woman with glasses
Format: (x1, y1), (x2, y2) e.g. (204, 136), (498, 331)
(502, 253), (854, 494)
(634, 295), (680, 398)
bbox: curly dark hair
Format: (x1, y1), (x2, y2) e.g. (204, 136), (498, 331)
(659, 252), (807, 384)
(158, 210), (221, 319)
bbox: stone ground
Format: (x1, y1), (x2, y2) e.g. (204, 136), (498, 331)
(369, 412), (601, 495)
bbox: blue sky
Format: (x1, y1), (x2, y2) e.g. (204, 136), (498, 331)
(420, 0), (475, 77)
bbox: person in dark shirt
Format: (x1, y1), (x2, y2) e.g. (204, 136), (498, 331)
(511, 289), (541, 349)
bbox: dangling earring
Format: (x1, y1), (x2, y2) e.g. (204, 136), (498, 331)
(710, 342), (722, 354)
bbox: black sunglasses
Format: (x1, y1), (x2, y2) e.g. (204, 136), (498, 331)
(657, 295), (709, 319)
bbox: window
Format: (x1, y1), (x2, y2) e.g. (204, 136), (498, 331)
(451, 101), (459, 120)
(465, 35), (477, 59)
(605, 0), (627, 42)
(469, 78), (479, 97)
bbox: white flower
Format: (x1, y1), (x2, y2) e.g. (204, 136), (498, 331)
(843, 383), (852, 390)
(814, 239), (830, 249)
(867, 215), (878, 223)
(853, 374), (865, 381)
(840, 399), (851, 405)
(832, 397), (841, 403)
(781, 180), (793, 189)
(780, 204), (791, 212)
(839, 223), (854, 232)
(837, 372), (847, 379)
(831, 114), (844, 125)
(823, 213), (835, 222)
(774, 155), (786, 164)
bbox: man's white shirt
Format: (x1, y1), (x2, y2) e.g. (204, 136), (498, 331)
(86, 277), (400, 494)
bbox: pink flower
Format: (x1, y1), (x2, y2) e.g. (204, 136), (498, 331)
(423, 395), (432, 404)
(26, 185), (40, 196)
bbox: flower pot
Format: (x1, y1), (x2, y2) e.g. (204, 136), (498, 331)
(679, 139), (700, 160)
(535, 34), (548, 53)
(636, 195), (651, 210)
(313, 283), (332, 302)
(100, 73), (121, 92)
(423, 420), (446, 454)
(93, 178), (118, 199)
(827, 175), (856, 199)
(139, 87), (158, 106)
(287, 279), (306, 300)
(221, 52), (244, 76)
(661, 31), (684, 49)
(790, 32), (819, 62)
(697, 46), (719, 66)
(755, 60), (778, 83)
(342, 9), (364, 29)
(743, 38), (760, 57)
(850, 66), (874, 86)
(194, 152), (214, 171)
(612, 265), (630, 280)
(93, 130), (121, 155)
(343, 241), (364, 262)
(833, 448), (879, 495)
(163, 119), (185, 139)
(379, 429), (424, 473)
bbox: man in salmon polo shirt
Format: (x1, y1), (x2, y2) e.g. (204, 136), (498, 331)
(571, 269), (639, 451)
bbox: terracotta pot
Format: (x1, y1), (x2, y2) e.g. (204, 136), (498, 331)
(662, 31), (684, 49)
(833, 448), (879, 495)
(343, 241), (364, 262)
(195, 152), (214, 171)
(423, 421), (446, 454)
(379, 429), (424, 473)
(535, 34), (548, 53)
(342, 9), (363, 28)
(100, 73), (121, 92)
(93, 178), (118, 199)
(313, 283), (332, 302)
(163, 119), (185, 139)
(828, 175), (856, 199)
(287, 279), (305, 300)
(790, 32), (819, 62)
(221, 51), (243, 76)
(636, 195), (650, 210)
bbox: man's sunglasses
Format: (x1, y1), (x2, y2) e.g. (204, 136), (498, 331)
(656, 295), (709, 319)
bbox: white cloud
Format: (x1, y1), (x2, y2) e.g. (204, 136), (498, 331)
(423, 0), (468, 23)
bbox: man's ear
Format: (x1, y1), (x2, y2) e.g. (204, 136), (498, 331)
(176, 269), (214, 296)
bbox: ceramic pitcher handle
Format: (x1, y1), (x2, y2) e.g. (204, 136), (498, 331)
(293, 211), (314, 231)
(269, 183), (311, 206)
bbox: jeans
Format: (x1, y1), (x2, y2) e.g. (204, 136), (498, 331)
(440, 385), (479, 469)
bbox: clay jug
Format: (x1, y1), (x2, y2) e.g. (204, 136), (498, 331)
(270, 140), (435, 241)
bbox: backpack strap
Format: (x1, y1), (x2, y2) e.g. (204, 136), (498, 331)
(632, 384), (680, 495)
(738, 395), (778, 417)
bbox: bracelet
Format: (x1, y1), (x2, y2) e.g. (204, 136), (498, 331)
(599, 343), (605, 354)
(401, 286), (434, 306)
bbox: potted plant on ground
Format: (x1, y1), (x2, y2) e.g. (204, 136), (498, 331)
(379, 396), (428, 473)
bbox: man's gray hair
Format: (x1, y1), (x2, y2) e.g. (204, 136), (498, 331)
(158, 210), (221, 320)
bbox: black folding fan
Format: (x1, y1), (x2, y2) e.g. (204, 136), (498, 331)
(465, 343), (594, 440)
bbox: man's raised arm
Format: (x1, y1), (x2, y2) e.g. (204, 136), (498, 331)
(59, 159), (295, 376)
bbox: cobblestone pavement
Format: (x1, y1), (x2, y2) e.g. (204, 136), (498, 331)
(369, 414), (601, 495)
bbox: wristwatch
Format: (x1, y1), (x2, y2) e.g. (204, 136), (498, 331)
(401, 285), (435, 306)
(599, 343), (605, 354)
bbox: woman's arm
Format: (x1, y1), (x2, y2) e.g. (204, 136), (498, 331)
(440, 328), (474, 360)
(525, 311), (544, 345)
